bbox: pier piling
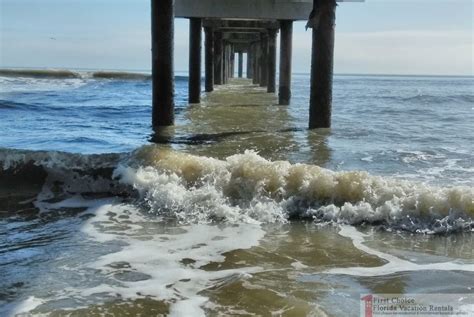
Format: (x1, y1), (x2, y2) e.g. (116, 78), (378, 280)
(259, 34), (268, 87)
(253, 43), (259, 85)
(223, 43), (229, 84)
(204, 27), (214, 92)
(231, 45), (235, 78)
(309, 0), (336, 129)
(247, 49), (253, 79)
(188, 18), (202, 103)
(214, 31), (223, 85)
(279, 20), (293, 105)
(238, 52), (243, 78)
(267, 29), (277, 93)
(151, 0), (174, 126)
(163, 0), (356, 129)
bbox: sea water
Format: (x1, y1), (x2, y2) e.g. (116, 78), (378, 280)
(0, 70), (473, 316)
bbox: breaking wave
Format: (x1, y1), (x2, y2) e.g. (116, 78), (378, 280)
(92, 71), (151, 80)
(0, 69), (81, 79)
(1, 146), (473, 233)
(0, 69), (189, 82)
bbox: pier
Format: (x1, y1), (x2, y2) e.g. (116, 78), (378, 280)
(152, 0), (362, 129)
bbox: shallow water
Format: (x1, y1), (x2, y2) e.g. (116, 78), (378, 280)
(0, 72), (473, 316)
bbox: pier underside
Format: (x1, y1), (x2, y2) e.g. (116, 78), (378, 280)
(152, 0), (361, 130)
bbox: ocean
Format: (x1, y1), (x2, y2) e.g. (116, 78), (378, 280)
(0, 70), (473, 316)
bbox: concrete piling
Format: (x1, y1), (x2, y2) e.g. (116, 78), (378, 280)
(259, 34), (268, 87)
(230, 45), (235, 78)
(204, 27), (214, 92)
(188, 18), (202, 103)
(279, 20), (293, 105)
(151, 0), (174, 126)
(223, 43), (228, 84)
(309, 0), (336, 129)
(152, 0), (361, 130)
(267, 29), (277, 93)
(228, 44), (231, 80)
(238, 52), (243, 78)
(247, 49), (253, 79)
(252, 43), (259, 85)
(214, 31), (223, 85)
(230, 44), (235, 78)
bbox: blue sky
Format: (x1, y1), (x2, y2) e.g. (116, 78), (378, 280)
(0, 0), (472, 75)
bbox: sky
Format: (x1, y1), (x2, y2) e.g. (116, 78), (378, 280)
(0, 0), (473, 75)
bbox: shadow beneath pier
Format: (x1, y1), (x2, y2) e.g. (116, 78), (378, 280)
(149, 79), (331, 163)
(151, 130), (256, 145)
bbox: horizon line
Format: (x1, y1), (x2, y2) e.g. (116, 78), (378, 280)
(0, 66), (472, 78)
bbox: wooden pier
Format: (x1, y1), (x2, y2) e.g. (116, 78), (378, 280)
(152, 0), (362, 129)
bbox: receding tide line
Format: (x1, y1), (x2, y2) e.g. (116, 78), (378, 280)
(324, 226), (474, 277)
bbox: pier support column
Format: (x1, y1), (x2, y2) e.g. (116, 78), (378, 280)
(151, 0), (174, 126)
(279, 20), (293, 105)
(259, 33), (268, 87)
(309, 0), (336, 129)
(214, 31), (223, 85)
(230, 46), (235, 78)
(223, 43), (228, 84)
(252, 43), (259, 85)
(204, 27), (214, 92)
(247, 48), (253, 79)
(238, 52), (243, 78)
(267, 29), (277, 93)
(188, 18), (201, 104)
(227, 44), (231, 81)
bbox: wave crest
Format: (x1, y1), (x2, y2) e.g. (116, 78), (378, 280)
(114, 147), (474, 233)
(1, 147), (472, 233)
(0, 69), (80, 79)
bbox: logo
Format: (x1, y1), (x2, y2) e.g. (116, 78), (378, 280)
(359, 294), (473, 317)
(361, 294), (373, 317)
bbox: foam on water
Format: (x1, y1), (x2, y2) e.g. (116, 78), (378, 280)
(4, 296), (45, 317)
(325, 226), (474, 276)
(7, 200), (265, 316)
(1, 147), (473, 233)
(114, 146), (474, 233)
(0, 76), (89, 93)
(83, 203), (264, 316)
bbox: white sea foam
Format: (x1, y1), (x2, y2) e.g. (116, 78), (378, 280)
(113, 147), (474, 232)
(80, 202), (265, 316)
(6, 296), (45, 317)
(0, 76), (88, 94)
(324, 226), (474, 276)
(1, 147), (473, 232)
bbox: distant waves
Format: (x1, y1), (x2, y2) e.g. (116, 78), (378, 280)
(0, 69), (191, 81)
(0, 69), (80, 79)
